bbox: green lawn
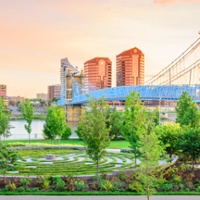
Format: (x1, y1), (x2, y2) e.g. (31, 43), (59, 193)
(3, 139), (130, 149)
(4, 148), (134, 176)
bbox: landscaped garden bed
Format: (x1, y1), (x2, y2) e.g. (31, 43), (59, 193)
(3, 148), (137, 176)
(0, 148), (200, 194)
(0, 163), (200, 194)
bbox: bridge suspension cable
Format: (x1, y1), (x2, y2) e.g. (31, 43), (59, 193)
(145, 37), (200, 86)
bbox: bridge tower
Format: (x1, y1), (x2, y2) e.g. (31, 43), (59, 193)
(65, 70), (85, 122)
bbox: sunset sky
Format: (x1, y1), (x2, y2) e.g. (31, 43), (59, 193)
(0, 0), (199, 98)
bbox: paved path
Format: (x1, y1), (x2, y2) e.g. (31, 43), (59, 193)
(0, 196), (200, 200)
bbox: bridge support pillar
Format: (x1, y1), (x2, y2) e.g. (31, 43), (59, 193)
(65, 105), (84, 122)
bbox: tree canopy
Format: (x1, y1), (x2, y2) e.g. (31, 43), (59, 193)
(78, 97), (111, 182)
(176, 91), (200, 128)
(0, 98), (10, 140)
(43, 105), (69, 144)
(155, 123), (181, 161)
(20, 98), (34, 143)
(121, 91), (158, 166)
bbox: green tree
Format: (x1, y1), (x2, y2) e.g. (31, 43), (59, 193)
(176, 91), (200, 128)
(0, 143), (19, 181)
(121, 91), (142, 166)
(155, 123), (181, 161)
(75, 125), (84, 140)
(78, 97), (111, 182)
(121, 92), (157, 166)
(178, 126), (200, 168)
(61, 125), (72, 140)
(108, 107), (124, 140)
(0, 98), (10, 140)
(137, 130), (165, 200)
(20, 99), (34, 144)
(43, 105), (67, 145)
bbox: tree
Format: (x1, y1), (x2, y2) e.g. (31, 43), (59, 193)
(61, 125), (72, 140)
(43, 105), (68, 145)
(178, 126), (200, 168)
(137, 130), (165, 200)
(121, 92), (142, 166)
(20, 98), (34, 144)
(176, 91), (200, 128)
(0, 143), (19, 181)
(108, 107), (124, 140)
(121, 92), (157, 166)
(0, 98), (10, 140)
(78, 97), (111, 182)
(155, 123), (181, 161)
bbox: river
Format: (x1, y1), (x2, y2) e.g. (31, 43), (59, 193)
(5, 120), (79, 140)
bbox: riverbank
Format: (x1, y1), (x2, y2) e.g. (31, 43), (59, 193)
(10, 113), (46, 120)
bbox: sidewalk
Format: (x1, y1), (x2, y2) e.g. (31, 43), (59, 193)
(0, 195), (200, 200)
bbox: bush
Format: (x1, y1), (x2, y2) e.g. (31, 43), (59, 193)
(75, 180), (86, 191)
(53, 177), (66, 191)
(17, 186), (25, 192)
(99, 179), (113, 192)
(61, 126), (72, 140)
(31, 187), (39, 192)
(20, 178), (30, 186)
(129, 181), (142, 192)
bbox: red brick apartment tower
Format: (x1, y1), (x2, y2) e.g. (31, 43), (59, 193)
(116, 47), (144, 86)
(84, 57), (112, 89)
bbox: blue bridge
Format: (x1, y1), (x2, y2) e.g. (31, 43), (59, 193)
(70, 85), (200, 105)
(59, 36), (200, 106)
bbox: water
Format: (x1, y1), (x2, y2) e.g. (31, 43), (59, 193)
(5, 120), (79, 140)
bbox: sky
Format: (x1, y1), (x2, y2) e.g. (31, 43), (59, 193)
(0, 0), (199, 98)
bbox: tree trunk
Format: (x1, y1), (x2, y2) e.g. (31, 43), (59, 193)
(59, 137), (60, 149)
(29, 133), (30, 145)
(96, 160), (99, 183)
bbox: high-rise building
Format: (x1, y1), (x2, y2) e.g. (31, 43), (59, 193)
(48, 84), (61, 100)
(116, 47), (144, 86)
(84, 57), (112, 89)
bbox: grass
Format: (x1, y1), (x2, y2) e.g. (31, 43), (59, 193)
(3, 149), (135, 176)
(3, 139), (130, 149)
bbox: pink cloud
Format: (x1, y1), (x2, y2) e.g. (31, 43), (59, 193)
(153, 0), (198, 4)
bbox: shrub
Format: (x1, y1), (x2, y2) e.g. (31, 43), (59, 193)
(17, 186), (25, 192)
(173, 175), (182, 184)
(9, 183), (17, 191)
(160, 182), (173, 192)
(64, 176), (76, 191)
(99, 179), (113, 192)
(75, 180), (86, 191)
(20, 178), (30, 186)
(117, 172), (127, 181)
(53, 177), (66, 191)
(129, 181), (142, 192)
(31, 187), (39, 192)
(25, 188), (32, 192)
(37, 174), (52, 190)
(61, 126), (72, 140)
(110, 176), (125, 192)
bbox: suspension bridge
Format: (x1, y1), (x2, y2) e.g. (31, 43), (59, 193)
(58, 36), (200, 106)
